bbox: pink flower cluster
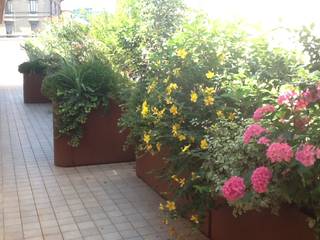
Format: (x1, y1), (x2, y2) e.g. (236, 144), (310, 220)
(302, 86), (320, 104)
(251, 167), (272, 193)
(295, 144), (317, 167)
(257, 137), (271, 146)
(266, 143), (293, 163)
(277, 90), (297, 105)
(243, 124), (266, 144)
(253, 104), (275, 121)
(222, 176), (246, 202)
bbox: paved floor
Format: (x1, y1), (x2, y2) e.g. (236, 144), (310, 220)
(0, 39), (207, 240)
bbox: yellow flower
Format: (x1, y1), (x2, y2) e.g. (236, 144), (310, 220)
(190, 215), (199, 224)
(172, 123), (180, 136)
(191, 172), (200, 181)
(166, 201), (176, 212)
(206, 71), (215, 79)
(178, 134), (186, 141)
(204, 87), (216, 95)
(170, 105), (178, 115)
(143, 133), (151, 144)
(176, 49), (188, 59)
(146, 144), (153, 152)
(156, 142), (161, 152)
(204, 96), (215, 106)
(171, 175), (179, 182)
(228, 112), (236, 121)
(147, 82), (157, 94)
(179, 178), (186, 188)
(216, 110), (225, 118)
(173, 68), (181, 77)
(166, 83), (178, 95)
(152, 107), (165, 118)
(159, 203), (164, 211)
(200, 139), (209, 150)
(141, 101), (149, 118)
(219, 53), (225, 64)
(165, 97), (173, 105)
(181, 144), (191, 153)
(190, 91), (198, 103)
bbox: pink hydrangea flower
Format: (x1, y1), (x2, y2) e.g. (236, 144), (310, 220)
(266, 143), (293, 163)
(277, 90), (297, 105)
(294, 98), (308, 111)
(302, 88), (318, 103)
(222, 176), (246, 202)
(253, 104), (275, 121)
(295, 144), (316, 167)
(243, 124), (267, 144)
(258, 137), (271, 145)
(251, 167), (272, 193)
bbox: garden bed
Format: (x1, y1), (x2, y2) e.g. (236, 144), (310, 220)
(23, 72), (50, 103)
(54, 101), (135, 167)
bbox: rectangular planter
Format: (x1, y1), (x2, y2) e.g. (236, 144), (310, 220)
(137, 152), (316, 240)
(210, 206), (315, 240)
(136, 152), (211, 238)
(23, 72), (50, 103)
(54, 100), (135, 167)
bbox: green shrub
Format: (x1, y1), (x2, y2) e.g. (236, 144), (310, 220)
(42, 57), (126, 147)
(18, 60), (47, 75)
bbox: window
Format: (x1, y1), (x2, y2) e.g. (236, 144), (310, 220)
(5, 0), (13, 14)
(5, 22), (14, 35)
(29, 0), (38, 13)
(30, 21), (39, 32)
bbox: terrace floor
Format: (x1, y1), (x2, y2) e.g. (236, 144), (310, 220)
(0, 39), (207, 240)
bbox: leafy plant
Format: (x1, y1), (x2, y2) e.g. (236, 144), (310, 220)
(42, 57), (124, 147)
(18, 60), (47, 75)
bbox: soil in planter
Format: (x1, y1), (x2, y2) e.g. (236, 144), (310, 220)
(54, 101), (135, 167)
(136, 151), (211, 238)
(211, 206), (315, 240)
(23, 73), (50, 103)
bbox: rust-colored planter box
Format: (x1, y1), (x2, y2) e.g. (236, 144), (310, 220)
(136, 152), (211, 238)
(23, 73), (50, 103)
(54, 101), (135, 167)
(136, 151), (170, 195)
(211, 206), (315, 240)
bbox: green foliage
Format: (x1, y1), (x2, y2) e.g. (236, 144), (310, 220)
(90, 0), (185, 80)
(18, 60), (47, 75)
(42, 57), (124, 147)
(299, 24), (320, 72)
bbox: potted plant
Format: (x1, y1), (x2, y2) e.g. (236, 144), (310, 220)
(210, 81), (320, 240)
(18, 60), (50, 103)
(42, 57), (134, 167)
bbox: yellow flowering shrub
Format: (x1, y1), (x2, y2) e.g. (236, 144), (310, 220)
(118, 5), (302, 228)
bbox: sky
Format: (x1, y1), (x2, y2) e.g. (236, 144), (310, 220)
(61, 0), (320, 29)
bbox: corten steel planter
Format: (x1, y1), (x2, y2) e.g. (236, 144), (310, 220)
(210, 206), (315, 240)
(23, 73), (50, 103)
(54, 101), (135, 167)
(136, 150), (170, 194)
(136, 151), (211, 238)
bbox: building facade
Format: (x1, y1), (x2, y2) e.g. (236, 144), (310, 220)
(0, 0), (62, 36)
